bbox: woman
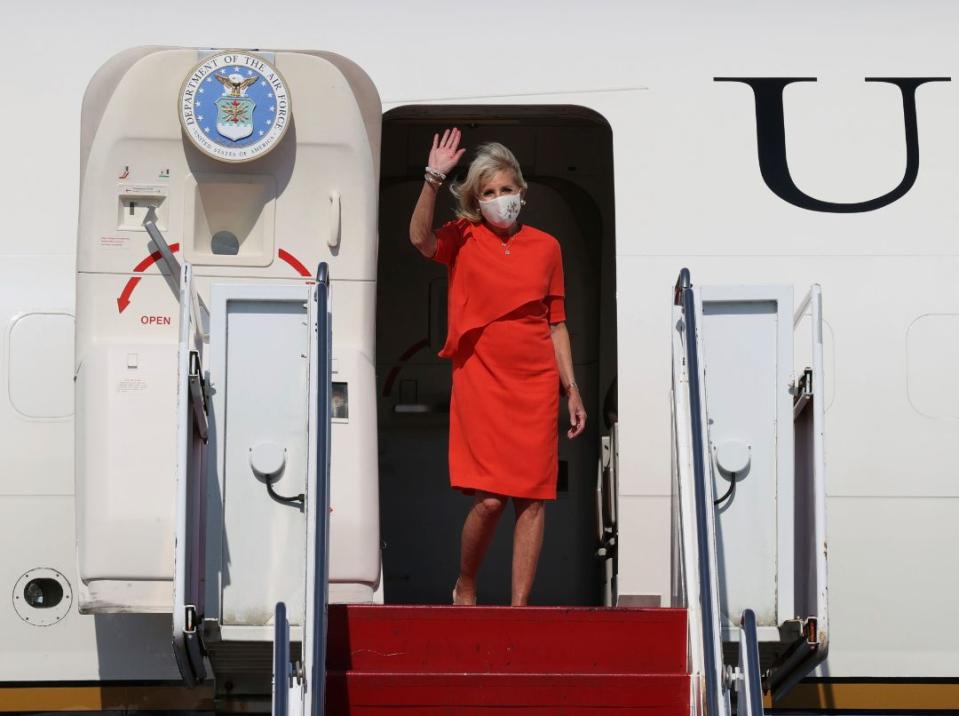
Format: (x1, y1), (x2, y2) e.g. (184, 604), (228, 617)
(409, 128), (587, 607)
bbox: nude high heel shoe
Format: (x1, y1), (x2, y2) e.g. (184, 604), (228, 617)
(452, 581), (474, 606)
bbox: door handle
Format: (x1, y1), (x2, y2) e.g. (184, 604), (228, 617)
(328, 191), (341, 248)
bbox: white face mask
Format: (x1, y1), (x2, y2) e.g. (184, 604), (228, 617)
(479, 193), (522, 229)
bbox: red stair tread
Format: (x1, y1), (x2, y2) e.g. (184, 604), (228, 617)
(328, 605), (687, 675)
(326, 672), (690, 710)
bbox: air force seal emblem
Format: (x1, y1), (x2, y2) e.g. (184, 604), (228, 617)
(179, 51), (291, 163)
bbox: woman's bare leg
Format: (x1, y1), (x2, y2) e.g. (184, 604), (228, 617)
(511, 498), (545, 606)
(454, 491), (507, 605)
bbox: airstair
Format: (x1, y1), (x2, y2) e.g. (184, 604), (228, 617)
(125, 221), (827, 716)
(160, 260), (826, 715)
(671, 269), (829, 715)
(152, 214), (335, 710)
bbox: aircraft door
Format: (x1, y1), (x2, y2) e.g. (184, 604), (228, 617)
(376, 123), (610, 605)
(74, 47), (383, 619)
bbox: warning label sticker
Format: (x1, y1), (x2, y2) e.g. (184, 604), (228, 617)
(118, 378), (147, 393)
(100, 236), (130, 248)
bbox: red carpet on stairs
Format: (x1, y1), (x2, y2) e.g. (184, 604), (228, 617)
(326, 605), (689, 714)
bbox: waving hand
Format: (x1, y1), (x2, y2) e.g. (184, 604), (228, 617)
(429, 127), (466, 175)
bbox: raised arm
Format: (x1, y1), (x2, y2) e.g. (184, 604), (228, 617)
(410, 128), (466, 258)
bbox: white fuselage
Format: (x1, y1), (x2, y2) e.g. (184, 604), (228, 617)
(1, 0), (957, 687)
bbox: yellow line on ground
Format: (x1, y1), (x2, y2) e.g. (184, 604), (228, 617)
(0, 685), (215, 712)
(768, 682), (959, 710)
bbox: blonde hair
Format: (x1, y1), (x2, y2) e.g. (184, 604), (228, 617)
(450, 142), (528, 222)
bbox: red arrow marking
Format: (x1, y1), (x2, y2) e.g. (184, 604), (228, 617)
(117, 243), (181, 314)
(118, 245), (308, 314)
(278, 249), (311, 277)
(117, 276), (141, 313)
(132, 243), (180, 272)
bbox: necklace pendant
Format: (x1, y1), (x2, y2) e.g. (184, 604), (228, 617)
(505, 248), (510, 255)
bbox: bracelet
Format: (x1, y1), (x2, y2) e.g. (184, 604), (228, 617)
(425, 166), (447, 181)
(424, 173), (442, 188)
(566, 381), (579, 395)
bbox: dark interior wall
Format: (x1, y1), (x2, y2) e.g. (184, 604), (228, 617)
(376, 106), (616, 605)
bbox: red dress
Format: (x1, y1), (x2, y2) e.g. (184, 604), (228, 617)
(432, 219), (566, 500)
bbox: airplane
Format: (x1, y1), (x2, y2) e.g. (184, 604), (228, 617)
(2, 1), (958, 713)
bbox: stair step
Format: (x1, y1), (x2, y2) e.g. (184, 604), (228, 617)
(328, 605), (687, 674)
(326, 672), (690, 713)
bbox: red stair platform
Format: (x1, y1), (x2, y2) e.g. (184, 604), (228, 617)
(326, 605), (689, 714)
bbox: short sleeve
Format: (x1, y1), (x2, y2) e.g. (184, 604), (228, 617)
(548, 241), (565, 297)
(547, 241), (566, 323)
(431, 220), (465, 265)
(546, 296), (566, 324)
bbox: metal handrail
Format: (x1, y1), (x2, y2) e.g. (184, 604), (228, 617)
(737, 609), (764, 716)
(274, 264), (333, 716)
(674, 268), (691, 306)
(675, 268), (725, 716)
(308, 262), (333, 716)
(273, 601), (290, 716)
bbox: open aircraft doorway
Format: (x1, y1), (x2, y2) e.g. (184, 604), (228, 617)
(376, 105), (617, 606)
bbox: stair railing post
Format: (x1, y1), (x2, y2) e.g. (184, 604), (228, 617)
(737, 609), (764, 716)
(676, 268), (728, 716)
(302, 262), (332, 716)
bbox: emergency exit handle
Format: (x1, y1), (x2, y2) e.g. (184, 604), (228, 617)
(145, 220), (181, 287)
